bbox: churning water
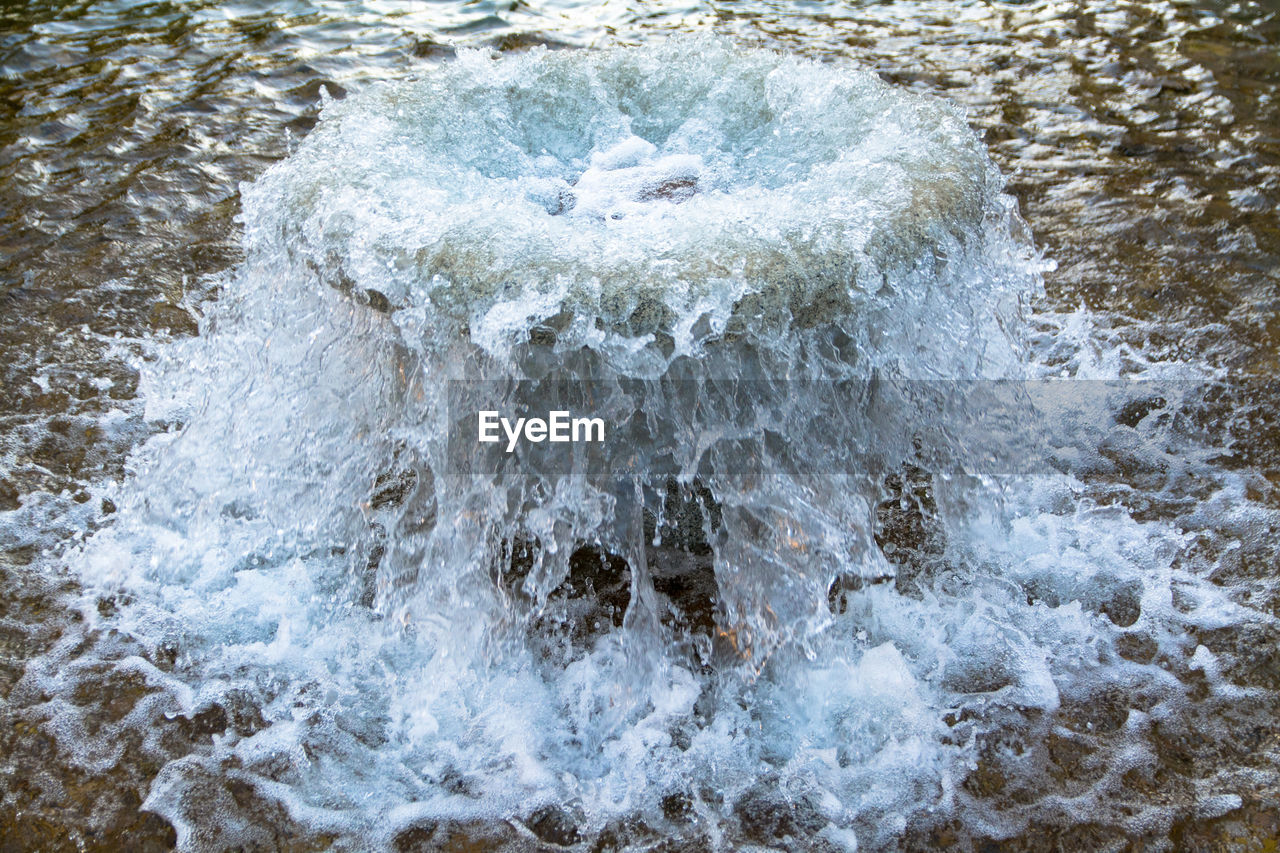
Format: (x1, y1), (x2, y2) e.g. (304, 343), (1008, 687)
(2, 5), (1279, 852)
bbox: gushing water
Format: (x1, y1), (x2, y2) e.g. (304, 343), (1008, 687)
(49, 39), (1251, 849)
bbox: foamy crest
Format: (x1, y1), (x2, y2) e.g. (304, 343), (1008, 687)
(243, 38), (1033, 372)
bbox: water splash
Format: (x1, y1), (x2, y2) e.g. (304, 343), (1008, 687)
(50, 38), (1254, 850)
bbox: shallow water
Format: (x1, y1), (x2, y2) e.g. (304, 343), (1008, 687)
(1, 2), (1279, 851)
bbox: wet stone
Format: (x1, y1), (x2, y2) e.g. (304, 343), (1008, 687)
(392, 821), (440, 852)
(1115, 395), (1167, 428)
(733, 785), (826, 843)
(1059, 689), (1133, 736)
(963, 752), (1009, 798)
(147, 301), (197, 335)
(527, 804), (582, 847)
(520, 546), (633, 653)
(0, 478), (19, 512)
(660, 792), (696, 825)
(589, 817), (658, 853)
(1194, 623), (1280, 690)
(875, 466), (946, 595)
(648, 835), (714, 853)
(1092, 576), (1143, 627)
(431, 819), (527, 852)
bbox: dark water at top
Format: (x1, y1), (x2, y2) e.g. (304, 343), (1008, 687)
(1, 2), (1279, 851)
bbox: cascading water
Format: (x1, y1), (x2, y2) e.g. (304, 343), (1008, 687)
(39, 37), (1256, 850)
(226, 38), (1039, 654)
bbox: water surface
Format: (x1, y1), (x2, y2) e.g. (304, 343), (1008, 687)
(1, 2), (1279, 850)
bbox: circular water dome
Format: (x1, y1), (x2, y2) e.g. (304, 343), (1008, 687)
(244, 38), (1028, 366)
(63, 38), (1062, 846)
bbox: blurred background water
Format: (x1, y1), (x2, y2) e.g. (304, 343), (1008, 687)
(1, 1), (1279, 850)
